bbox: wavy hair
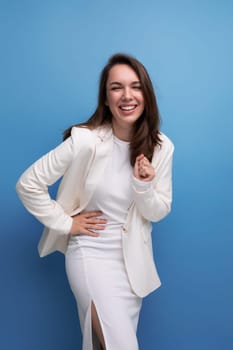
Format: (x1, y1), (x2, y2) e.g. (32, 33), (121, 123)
(63, 53), (161, 165)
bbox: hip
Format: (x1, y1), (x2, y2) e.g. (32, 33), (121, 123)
(67, 228), (123, 260)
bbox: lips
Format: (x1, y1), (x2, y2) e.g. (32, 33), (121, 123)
(119, 105), (137, 111)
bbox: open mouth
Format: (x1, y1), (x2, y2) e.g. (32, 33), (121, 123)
(119, 105), (137, 111)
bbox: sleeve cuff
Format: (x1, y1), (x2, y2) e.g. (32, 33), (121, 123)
(132, 176), (153, 193)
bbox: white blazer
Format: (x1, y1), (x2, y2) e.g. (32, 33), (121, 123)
(16, 126), (174, 297)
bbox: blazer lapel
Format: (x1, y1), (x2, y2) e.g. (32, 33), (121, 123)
(79, 127), (113, 210)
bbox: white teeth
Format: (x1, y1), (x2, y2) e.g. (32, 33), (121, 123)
(120, 105), (136, 111)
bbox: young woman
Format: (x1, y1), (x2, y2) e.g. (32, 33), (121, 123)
(16, 53), (174, 350)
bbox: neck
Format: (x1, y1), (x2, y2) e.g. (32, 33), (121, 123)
(112, 122), (132, 142)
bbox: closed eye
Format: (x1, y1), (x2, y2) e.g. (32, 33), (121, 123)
(111, 86), (122, 91)
(132, 85), (142, 90)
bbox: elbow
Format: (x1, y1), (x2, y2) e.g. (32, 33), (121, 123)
(16, 177), (23, 196)
(16, 174), (28, 195)
(16, 178), (28, 205)
(149, 202), (172, 222)
(16, 175), (33, 200)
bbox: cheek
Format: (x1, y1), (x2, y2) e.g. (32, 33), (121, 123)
(140, 93), (145, 104)
(140, 96), (145, 109)
(106, 94), (117, 108)
(135, 91), (144, 104)
(138, 95), (144, 109)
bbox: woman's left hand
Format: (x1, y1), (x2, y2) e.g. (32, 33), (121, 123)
(133, 154), (155, 182)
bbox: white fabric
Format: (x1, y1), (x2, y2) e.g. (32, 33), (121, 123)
(82, 135), (133, 235)
(16, 126), (174, 297)
(132, 175), (153, 192)
(66, 136), (141, 349)
(66, 236), (142, 350)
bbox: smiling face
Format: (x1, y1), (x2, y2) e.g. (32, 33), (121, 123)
(105, 64), (145, 140)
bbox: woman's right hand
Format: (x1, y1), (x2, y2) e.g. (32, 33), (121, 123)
(69, 211), (107, 237)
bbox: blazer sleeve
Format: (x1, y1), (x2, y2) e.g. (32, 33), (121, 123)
(132, 134), (174, 222)
(16, 135), (75, 234)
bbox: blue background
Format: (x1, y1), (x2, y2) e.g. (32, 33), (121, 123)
(1, 0), (233, 349)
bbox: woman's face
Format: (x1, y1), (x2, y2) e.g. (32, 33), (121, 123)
(105, 64), (145, 133)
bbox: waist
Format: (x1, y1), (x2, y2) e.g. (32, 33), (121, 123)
(68, 230), (123, 260)
(69, 225), (123, 243)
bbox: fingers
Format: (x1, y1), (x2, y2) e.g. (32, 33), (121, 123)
(86, 216), (107, 225)
(133, 154), (155, 181)
(135, 154), (145, 162)
(138, 156), (150, 175)
(135, 154), (150, 169)
(81, 210), (104, 218)
(139, 162), (151, 177)
(85, 223), (106, 230)
(81, 228), (101, 237)
(77, 212), (107, 225)
(70, 211), (107, 237)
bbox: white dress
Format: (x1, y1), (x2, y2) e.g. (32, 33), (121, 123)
(65, 136), (142, 350)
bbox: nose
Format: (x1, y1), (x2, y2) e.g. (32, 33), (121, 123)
(122, 87), (132, 100)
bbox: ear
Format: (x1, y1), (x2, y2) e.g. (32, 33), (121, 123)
(105, 99), (109, 106)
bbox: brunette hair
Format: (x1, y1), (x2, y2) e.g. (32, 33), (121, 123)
(63, 53), (161, 165)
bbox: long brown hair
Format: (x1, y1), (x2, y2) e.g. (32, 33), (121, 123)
(63, 53), (161, 165)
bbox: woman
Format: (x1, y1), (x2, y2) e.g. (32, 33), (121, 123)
(16, 53), (174, 350)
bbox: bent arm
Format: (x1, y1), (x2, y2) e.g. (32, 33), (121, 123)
(16, 136), (74, 234)
(132, 139), (174, 222)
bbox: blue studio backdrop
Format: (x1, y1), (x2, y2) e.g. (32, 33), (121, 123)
(1, 1), (233, 349)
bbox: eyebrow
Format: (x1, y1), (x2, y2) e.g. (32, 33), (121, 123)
(109, 81), (141, 86)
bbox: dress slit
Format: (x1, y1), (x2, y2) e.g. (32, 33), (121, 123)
(91, 301), (107, 350)
(65, 236), (142, 350)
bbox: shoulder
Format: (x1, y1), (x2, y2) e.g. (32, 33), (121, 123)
(159, 131), (174, 153)
(69, 125), (113, 156)
(71, 124), (112, 142)
(70, 126), (98, 150)
(71, 125), (95, 140)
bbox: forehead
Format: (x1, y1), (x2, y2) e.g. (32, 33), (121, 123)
(107, 64), (140, 83)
